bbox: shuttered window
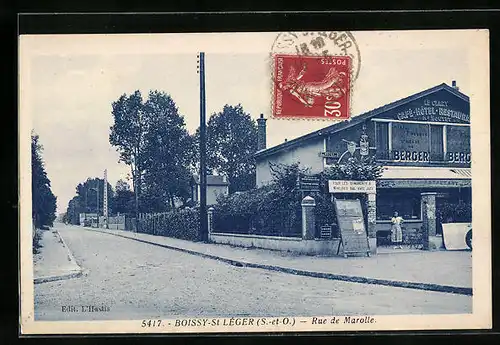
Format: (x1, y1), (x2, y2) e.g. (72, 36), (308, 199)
(375, 122), (389, 159)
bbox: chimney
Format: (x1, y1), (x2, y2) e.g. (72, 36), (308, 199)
(257, 113), (267, 150)
(452, 80), (459, 91)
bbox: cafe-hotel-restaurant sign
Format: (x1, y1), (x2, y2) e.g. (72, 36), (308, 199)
(322, 83), (471, 168)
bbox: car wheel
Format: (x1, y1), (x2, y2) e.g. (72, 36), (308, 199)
(465, 229), (472, 250)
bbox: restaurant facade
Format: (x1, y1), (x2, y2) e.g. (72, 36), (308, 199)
(254, 82), (471, 248)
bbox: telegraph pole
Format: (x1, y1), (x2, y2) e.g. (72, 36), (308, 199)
(197, 52), (208, 242)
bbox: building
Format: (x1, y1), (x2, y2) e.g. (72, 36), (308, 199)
(79, 213), (98, 227)
(191, 175), (230, 206)
(255, 82), (471, 246)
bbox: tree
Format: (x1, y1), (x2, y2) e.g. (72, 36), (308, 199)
(65, 196), (82, 225)
(31, 133), (57, 228)
(141, 91), (195, 212)
(109, 91), (147, 223)
(112, 179), (135, 215)
(65, 177), (114, 225)
(197, 104), (258, 193)
(323, 155), (384, 181)
(75, 178), (114, 214)
(110, 90), (196, 215)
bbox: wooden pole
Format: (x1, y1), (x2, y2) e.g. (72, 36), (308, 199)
(198, 52), (208, 242)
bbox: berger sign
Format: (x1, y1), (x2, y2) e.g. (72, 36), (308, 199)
(329, 180), (376, 193)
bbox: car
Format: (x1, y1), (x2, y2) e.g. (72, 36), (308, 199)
(465, 228), (472, 250)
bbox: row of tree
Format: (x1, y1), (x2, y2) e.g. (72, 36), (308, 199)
(108, 90), (258, 216)
(32, 133), (57, 228)
(63, 178), (135, 225)
(63, 89), (258, 222)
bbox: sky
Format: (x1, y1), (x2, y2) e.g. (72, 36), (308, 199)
(20, 30), (477, 214)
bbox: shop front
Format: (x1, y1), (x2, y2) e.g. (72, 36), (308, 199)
(255, 82), (472, 251)
(375, 169), (471, 247)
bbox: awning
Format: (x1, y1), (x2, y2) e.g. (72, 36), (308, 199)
(380, 166), (471, 180)
(378, 166), (471, 189)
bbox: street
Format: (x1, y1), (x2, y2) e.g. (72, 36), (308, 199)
(34, 224), (472, 321)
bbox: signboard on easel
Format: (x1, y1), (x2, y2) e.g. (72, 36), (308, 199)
(334, 198), (371, 257)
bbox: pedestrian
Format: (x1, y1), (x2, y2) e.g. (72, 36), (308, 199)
(391, 211), (403, 249)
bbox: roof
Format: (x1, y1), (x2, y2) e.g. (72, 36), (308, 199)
(192, 175), (229, 186)
(255, 83), (469, 159)
(380, 166), (471, 180)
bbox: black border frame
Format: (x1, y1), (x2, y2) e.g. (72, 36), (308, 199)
(5, 7), (499, 343)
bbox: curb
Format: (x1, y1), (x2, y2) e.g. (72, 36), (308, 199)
(85, 227), (472, 296)
(34, 229), (83, 285)
(34, 271), (83, 284)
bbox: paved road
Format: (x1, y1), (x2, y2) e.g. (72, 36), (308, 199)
(34, 224), (471, 321)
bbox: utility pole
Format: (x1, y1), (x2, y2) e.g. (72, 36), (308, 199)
(197, 52), (208, 242)
(103, 169), (109, 229)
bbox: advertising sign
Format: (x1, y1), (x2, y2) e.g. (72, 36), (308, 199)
(334, 198), (370, 257)
(298, 175), (321, 192)
(391, 123), (430, 162)
(446, 126), (471, 164)
(328, 180), (376, 193)
(393, 94), (470, 123)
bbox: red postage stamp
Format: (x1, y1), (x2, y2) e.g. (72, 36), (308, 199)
(272, 54), (351, 120)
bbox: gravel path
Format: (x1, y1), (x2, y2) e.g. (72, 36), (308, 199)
(34, 224), (471, 321)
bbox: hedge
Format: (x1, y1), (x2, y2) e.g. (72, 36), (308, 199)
(138, 208), (200, 241)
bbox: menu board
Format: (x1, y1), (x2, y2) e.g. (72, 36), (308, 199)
(334, 198), (371, 257)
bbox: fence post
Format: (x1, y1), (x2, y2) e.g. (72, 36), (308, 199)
(301, 196), (316, 240)
(207, 207), (215, 241)
(367, 192), (378, 254)
(421, 192), (437, 250)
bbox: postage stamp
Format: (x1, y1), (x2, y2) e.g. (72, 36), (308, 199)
(19, 30), (491, 335)
(271, 31), (361, 84)
(271, 31), (360, 121)
(272, 54), (351, 119)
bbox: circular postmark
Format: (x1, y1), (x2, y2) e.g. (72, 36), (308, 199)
(271, 31), (361, 85)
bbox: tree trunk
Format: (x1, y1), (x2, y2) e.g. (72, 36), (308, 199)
(132, 168), (139, 233)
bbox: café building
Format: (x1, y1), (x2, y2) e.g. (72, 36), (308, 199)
(255, 81), (471, 248)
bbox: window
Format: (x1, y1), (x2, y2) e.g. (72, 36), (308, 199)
(375, 122), (389, 159)
(430, 125), (444, 161)
(376, 189), (421, 221)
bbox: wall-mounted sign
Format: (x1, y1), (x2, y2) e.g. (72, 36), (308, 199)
(391, 150), (430, 162)
(446, 126), (471, 164)
(396, 98), (470, 123)
(377, 179), (471, 189)
(298, 175), (321, 192)
(392, 122), (429, 151)
(329, 180), (376, 193)
(319, 151), (339, 158)
(447, 152), (471, 164)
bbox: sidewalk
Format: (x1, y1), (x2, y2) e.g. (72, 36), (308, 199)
(33, 228), (82, 284)
(84, 227), (472, 294)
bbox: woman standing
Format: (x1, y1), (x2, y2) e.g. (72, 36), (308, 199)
(391, 211), (403, 249)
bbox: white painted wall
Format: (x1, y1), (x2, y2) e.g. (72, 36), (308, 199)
(256, 138), (324, 186)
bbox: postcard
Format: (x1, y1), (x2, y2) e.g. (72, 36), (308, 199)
(19, 29), (491, 334)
